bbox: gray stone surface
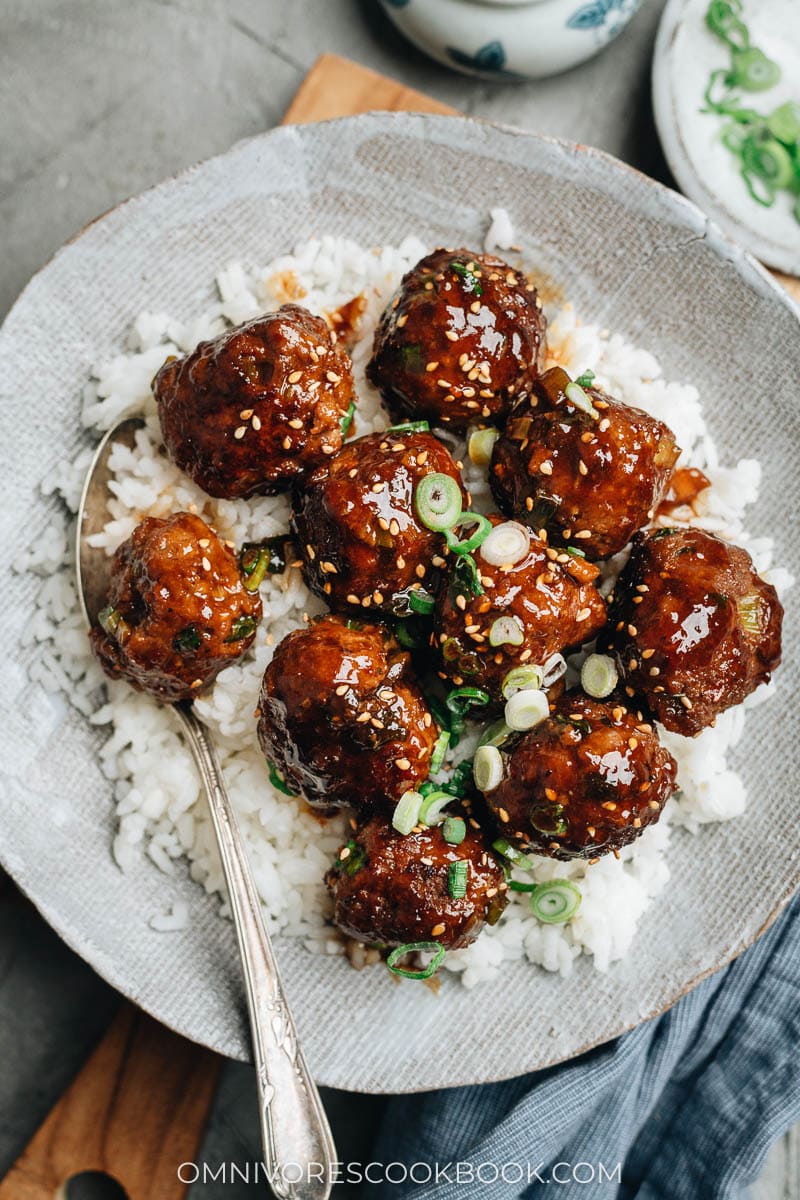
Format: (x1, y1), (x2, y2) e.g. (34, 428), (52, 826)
(0, 0), (789, 1196)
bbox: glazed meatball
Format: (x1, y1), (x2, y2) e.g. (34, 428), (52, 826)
(292, 430), (466, 615)
(367, 248), (547, 431)
(483, 692), (677, 860)
(257, 616), (438, 811)
(434, 516), (607, 700)
(89, 512), (261, 702)
(600, 527), (783, 736)
(154, 305), (355, 499)
(326, 811), (507, 950)
(490, 366), (680, 559)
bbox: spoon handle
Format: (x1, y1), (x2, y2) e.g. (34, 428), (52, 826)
(175, 703), (336, 1200)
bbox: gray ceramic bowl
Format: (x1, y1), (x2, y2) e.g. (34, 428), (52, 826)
(1, 113), (797, 1092)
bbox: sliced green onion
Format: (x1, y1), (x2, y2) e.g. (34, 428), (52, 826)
(448, 758), (475, 796)
(268, 763), (294, 795)
(430, 730), (451, 774)
(706, 0), (747, 50)
(408, 589), (435, 616)
(386, 941), (446, 980)
(340, 399), (356, 436)
(450, 259), (483, 296)
(530, 802), (568, 837)
(468, 427), (498, 466)
(505, 688), (549, 732)
(502, 665), (543, 699)
(479, 521), (530, 567)
(565, 381), (599, 419)
(444, 512), (492, 556)
(450, 553), (484, 599)
(333, 839), (366, 876)
(240, 538), (288, 590)
(478, 718), (512, 749)
(446, 686), (491, 718)
(442, 816), (466, 845)
(419, 789), (453, 826)
(738, 592), (764, 635)
(173, 624), (201, 653)
(473, 744), (503, 793)
(529, 879), (582, 925)
(508, 880), (538, 893)
(574, 370), (596, 388)
(742, 167), (775, 206)
(489, 614), (525, 648)
(395, 619), (421, 650)
(580, 653), (619, 699)
(742, 131), (794, 188)
(448, 860), (469, 900)
(767, 101), (800, 145)
(392, 789), (423, 835)
(731, 47), (780, 92)
(492, 838), (535, 871)
(541, 653), (567, 688)
(415, 473), (462, 532)
(224, 614), (257, 643)
(386, 420), (430, 434)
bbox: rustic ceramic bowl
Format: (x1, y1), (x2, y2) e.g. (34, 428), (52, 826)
(0, 112), (797, 1092)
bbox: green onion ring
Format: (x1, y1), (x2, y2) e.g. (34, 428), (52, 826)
(473, 744), (503, 793)
(446, 685), (491, 717)
(386, 941), (446, 980)
(580, 653), (619, 700)
(414, 473), (463, 531)
(430, 730), (450, 774)
(443, 512), (492, 556)
(492, 838), (536, 871)
(392, 789), (424, 836)
(442, 816), (467, 845)
(408, 589), (435, 615)
(268, 763), (295, 796)
(419, 789), (453, 826)
(386, 420), (430, 434)
(529, 879), (582, 925)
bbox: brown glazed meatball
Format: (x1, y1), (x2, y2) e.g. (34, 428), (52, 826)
(326, 811), (507, 950)
(257, 616), (437, 811)
(434, 517), (607, 699)
(600, 526), (783, 736)
(483, 692), (678, 860)
(89, 512), (261, 702)
(490, 366), (680, 560)
(367, 248), (547, 431)
(154, 305), (355, 499)
(292, 430), (466, 615)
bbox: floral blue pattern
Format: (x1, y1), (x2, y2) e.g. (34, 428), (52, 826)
(567, 0), (637, 32)
(446, 40), (525, 79)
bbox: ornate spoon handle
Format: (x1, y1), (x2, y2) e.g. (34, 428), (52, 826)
(175, 702), (335, 1200)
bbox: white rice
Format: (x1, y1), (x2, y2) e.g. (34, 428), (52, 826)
(19, 214), (793, 985)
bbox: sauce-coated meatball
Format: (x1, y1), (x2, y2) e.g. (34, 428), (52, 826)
(367, 248), (547, 431)
(483, 692), (677, 860)
(490, 366), (680, 559)
(292, 430), (466, 615)
(433, 517), (606, 699)
(326, 811), (507, 949)
(257, 616), (437, 811)
(89, 512), (261, 702)
(600, 527), (783, 736)
(154, 305), (355, 498)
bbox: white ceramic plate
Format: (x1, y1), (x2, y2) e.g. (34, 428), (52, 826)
(1, 113), (798, 1092)
(653, 0), (800, 275)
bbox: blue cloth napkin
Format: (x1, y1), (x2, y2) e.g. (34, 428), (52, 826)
(371, 891), (800, 1199)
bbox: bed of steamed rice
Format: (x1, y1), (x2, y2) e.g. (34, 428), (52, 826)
(18, 214), (793, 987)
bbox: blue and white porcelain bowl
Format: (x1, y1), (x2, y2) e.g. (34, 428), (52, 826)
(380, 0), (647, 80)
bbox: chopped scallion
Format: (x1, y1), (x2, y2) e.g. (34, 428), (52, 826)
(386, 420), (430, 434)
(448, 860), (469, 900)
(443, 512), (492, 556)
(489, 614), (525, 648)
(419, 789), (453, 826)
(504, 688), (549, 732)
(414, 473), (463, 532)
(529, 879), (582, 925)
(580, 653), (619, 699)
(479, 521), (530, 567)
(442, 816), (466, 845)
(268, 763), (294, 796)
(430, 730), (451, 774)
(408, 590), (435, 616)
(468, 426), (498, 466)
(392, 789), (423, 836)
(386, 941), (446, 980)
(502, 664), (543, 699)
(473, 744), (503, 793)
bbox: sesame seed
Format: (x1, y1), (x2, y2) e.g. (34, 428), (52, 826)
(396, 314), (408, 328)
(612, 706), (625, 722)
(288, 370), (302, 383)
(315, 345), (327, 357)
(455, 595), (467, 610)
(573, 529), (592, 540)
(346, 593), (359, 604)
(431, 923), (446, 936)
(356, 711), (371, 723)
(587, 826), (596, 839)
(423, 712), (432, 727)
(642, 648), (655, 659)
(498, 808), (510, 823)
(373, 591), (384, 605)
(628, 737), (639, 750)
(326, 370), (341, 384)
(305, 544), (315, 560)
(251, 414), (262, 431)
(335, 684), (348, 696)
(680, 695), (693, 709)
(389, 519), (400, 537)
(445, 330), (459, 342)
(628, 658), (638, 671)
(321, 561), (338, 574)
(437, 378), (451, 388)
(395, 757), (411, 770)
(415, 564), (426, 579)
(239, 408), (254, 419)
(396, 555), (405, 569)
(470, 300), (481, 314)
(339, 846), (351, 860)
(378, 517), (390, 532)
(627, 624), (638, 636)
(649, 667), (660, 676)
(420, 857), (433, 866)
(580, 431), (593, 443)
(321, 443), (335, 455)
(426, 361), (439, 372)
(599, 418), (611, 432)
(198, 538), (210, 548)
(632, 817), (642, 829)
(371, 482), (385, 493)
(576, 607), (592, 622)
(234, 425), (247, 439)
(282, 436), (292, 450)
(540, 460), (553, 476)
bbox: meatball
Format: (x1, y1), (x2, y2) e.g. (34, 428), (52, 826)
(434, 517), (607, 700)
(154, 304), (355, 499)
(326, 811), (507, 950)
(89, 512), (262, 702)
(490, 366), (680, 559)
(292, 430), (466, 615)
(367, 248), (547, 431)
(257, 616), (438, 811)
(483, 692), (677, 860)
(600, 526), (783, 736)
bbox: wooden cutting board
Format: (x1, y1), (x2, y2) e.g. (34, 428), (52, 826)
(4, 46), (794, 1200)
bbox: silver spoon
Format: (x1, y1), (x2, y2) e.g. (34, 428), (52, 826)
(76, 416), (336, 1200)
